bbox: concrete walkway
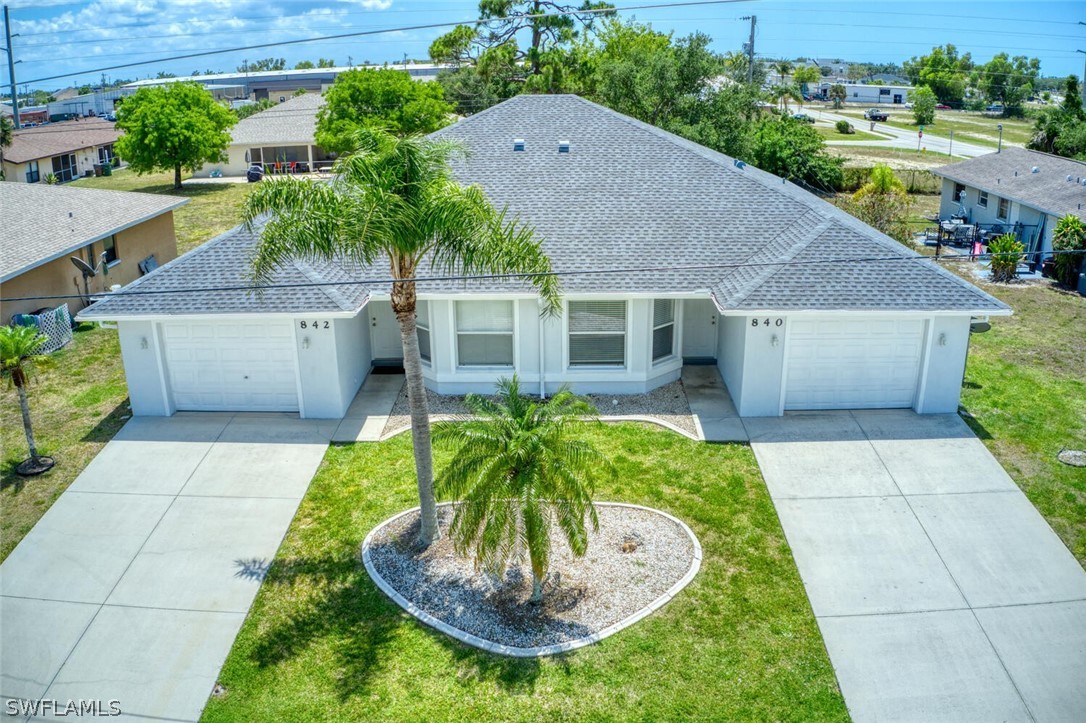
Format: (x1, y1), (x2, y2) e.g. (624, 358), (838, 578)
(332, 373), (404, 442)
(749, 409), (1086, 722)
(681, 366), (747, 442)
(1, 413), (335, 722)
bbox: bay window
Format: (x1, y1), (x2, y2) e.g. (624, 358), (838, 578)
(652, 299), (675, 362)
(416, 300), (431, 364)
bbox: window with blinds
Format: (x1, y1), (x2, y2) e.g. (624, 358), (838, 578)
(416, 300), (431, 364)
(568, 300), (626, 367)
(456, 300), (514, 366)
(652, 299), (675, 362)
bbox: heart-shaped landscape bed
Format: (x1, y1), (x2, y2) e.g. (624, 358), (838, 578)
(362, 502), (701, 657)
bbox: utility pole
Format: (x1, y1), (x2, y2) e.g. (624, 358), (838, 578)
(3, 4), (19, 129)
(741, 15), (756, 85)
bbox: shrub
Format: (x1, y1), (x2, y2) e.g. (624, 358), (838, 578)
(44, 173), (59, 185)
(835, 119), (853, 134)
(1052, 214), (1086, 288)
(988, 233), (1024, 283)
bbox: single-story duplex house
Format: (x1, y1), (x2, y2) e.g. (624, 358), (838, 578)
(932, 147), (1086, 268)
(193, 92), (333, 178)
(1, 118), (120, 184)
(1, 183), (186, 319)
(79, 95), (1009, 419)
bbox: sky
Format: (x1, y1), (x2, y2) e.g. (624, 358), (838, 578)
(4, 0), (1085, 90)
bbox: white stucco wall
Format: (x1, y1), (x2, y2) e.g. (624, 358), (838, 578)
(720, 314), (788, 417)
(293, 312), (372, 418)
(117, 320), (173, 416)
(916, 316), (972, 413)
(716, 315), (747, 407)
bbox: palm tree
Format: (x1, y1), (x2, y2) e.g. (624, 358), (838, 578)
(773, 84), (802, 112)
(772, 60), (793, 86)
(242, 129), (561, 545)
(434, 376), (615, 602)
(1, 325), (54, 476)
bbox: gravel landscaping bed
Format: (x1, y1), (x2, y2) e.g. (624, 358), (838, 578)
(365, 503), (698, 651)
(381, 380), (696, 438)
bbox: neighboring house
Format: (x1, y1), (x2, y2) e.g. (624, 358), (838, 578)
(932, 147), (1086, 265)
(79, 95), (1009, 420)
(0, 183), (187, 319)
(816, 82), (913, 105)
(1, 103), (49, 125)
(193, 92), (332, 178)
(1, 119), (120, 183)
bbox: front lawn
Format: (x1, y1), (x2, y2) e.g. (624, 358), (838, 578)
(955, 275), (1086, 564)
(202, 425), (847, 722)
(1, 325), (129, 561)
(72, 170), (250, 255)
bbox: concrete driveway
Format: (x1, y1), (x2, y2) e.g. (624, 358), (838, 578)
(1, 413), (334, 722)
(749, 410), (1086, 722)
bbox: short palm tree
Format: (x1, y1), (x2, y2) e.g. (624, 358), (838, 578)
(1, 325), (54, 476)
(242, 129), (561, 545)
(434, 376), (616, 602)
(773, 84), (802, 112)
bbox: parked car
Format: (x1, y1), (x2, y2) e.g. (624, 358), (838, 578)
(864, 108), (889, 121)
(791, 113), (815, 124)
(935, 103), (951, 110)
(987, 104), (1005, 113)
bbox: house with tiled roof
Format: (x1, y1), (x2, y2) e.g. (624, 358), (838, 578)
(1, 118), (120, 184)
(0, 183), (187, 319)
(80, 94), (1009, 419)
(192, 92), (333, 178)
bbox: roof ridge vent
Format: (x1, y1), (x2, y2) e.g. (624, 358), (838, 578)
(558, 140), (570, 153)
(513, 138), (525, 152)
(1031, 166), (1039, 173)
(1068, 175), (1074, 182)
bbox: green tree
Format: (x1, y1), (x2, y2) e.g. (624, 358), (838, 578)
(845, 164), (913, 243)
(114, 82), (236, 189)
(1061, 75), (1084, 118)
(772, 83), (802, 112)
(1, 325), (53, 476)
(721, 50), (765, 86)
(317, 58), (336, 68)
(1028, 76), (1086, 157)
(294, 60), (315, 70)
(902, 45), (971, 104)
(240, 58), (286, 72)
(911, 86), (937, 126)
(792, 65), (821, 96)
(771, 60), (793, 85)
(976, 53), (1040, 117)
(988, 234), (1023, 283)
(828, 83), (847, 109)
(315, 68), (453, 153)
(846, 63), (870, 82)
(1052, 214), (1086, 288)
(748, 117), (844, 191)
(242, 129), (561, 545)
(234, 98), (275, 121)
(434, 376), (614, 601)
(436, 66), (503, 116)
(0, 114), (13, 180)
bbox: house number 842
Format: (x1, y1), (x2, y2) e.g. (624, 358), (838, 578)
(751, 318), (784, 327)
(299, 321), (330, 329)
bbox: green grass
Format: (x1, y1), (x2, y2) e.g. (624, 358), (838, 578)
(953, 276), (1086, 565)
(828, 145), (954, 167)
(831, 108), (1034, 148)
(1, 325), (130, 562)
(72, 169), (250, 255)
(814, 125), (885, 142)
(202, 425), (848, 722)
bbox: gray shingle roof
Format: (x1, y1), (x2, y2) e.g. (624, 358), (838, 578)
(0, 183), (188, 282)
(4, 118), (119, 163)
(79, 94), (1008, 318)
(933, 146), (1086, 220)
(229, 93), (323, 146)
(78, 221), (368, 318)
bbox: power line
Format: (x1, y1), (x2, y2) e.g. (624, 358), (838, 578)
(2, 249), (1074, 305)
(16, 1), (753, 85)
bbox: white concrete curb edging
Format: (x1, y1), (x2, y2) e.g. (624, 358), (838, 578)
(361, 502), (703, 658)
(378, 415), (701, 442)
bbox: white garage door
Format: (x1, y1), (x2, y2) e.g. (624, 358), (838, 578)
(161, 320), (299, 412)
(784, 317), (926, 411)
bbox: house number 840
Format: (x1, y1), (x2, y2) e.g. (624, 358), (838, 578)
(299, 321), (330, 329)
(751, 318), (784, 327)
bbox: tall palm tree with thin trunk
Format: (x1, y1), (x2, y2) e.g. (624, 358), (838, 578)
(772, 60), (793, 86)
(242, 129), (561, 545)
(1, 325), (54, 476)
(434, 376), (615, 602)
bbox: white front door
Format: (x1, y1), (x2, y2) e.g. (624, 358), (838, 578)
(161, 319), (299, 412)
(784, 317), (926, 410)
(369, 300), (403, 361)
(681, 299), (718, 359)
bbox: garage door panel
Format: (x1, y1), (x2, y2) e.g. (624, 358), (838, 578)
(785, 318), (926, 411)
(161, 320), (299, 412)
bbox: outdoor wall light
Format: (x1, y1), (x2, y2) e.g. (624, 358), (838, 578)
(140, 337), (148, 349)
(771, 334), (780, 348)
(302, 337), (311, 349)
(938, 333), (947, 347)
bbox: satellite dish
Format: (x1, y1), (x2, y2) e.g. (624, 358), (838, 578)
(71, 256), (97, 278)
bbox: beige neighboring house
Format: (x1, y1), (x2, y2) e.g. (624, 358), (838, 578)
(2, 119), (120, 184)
(0, 183), (187, 320)
(194, 92), (333, 178)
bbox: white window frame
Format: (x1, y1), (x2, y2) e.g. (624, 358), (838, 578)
(997, 197), (1009, 221)
(102, 234), (120, 266)
(454, 300), (515, 368)
(25, 160), (39, 183)
(978, 190), (988, 208)
(566, 300), (628, 369)
(415, 300), (431, 365)
(652, 299), (676, 363)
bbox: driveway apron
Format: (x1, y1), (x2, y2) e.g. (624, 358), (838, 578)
(749, 409), (1086, 723)
(1, 412), (334, 722)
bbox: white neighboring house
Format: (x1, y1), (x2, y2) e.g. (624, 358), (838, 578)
(817, 82), (913, 105)
(933, 147), (1086, 277)
(79, 95), (1009, 419)
(192, 92), (333, 178)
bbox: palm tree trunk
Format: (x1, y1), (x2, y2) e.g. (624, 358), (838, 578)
(15, 379), (39, 461)
(395, 307), (439, 545)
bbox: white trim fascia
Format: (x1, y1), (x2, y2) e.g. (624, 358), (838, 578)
(76, 309), (362, 322)
(1, 200), (190, 283)
(723, 308), (1014, 318)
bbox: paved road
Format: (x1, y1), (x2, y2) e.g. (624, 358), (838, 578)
(0, 413), (335, 722)
(810, 109), (995, 159)
(749, 409), (1086, 722)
